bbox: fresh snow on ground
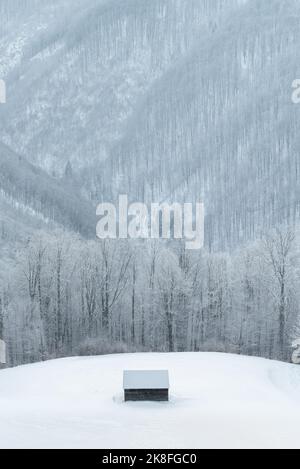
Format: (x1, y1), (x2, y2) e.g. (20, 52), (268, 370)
(0, 353), (300, 449)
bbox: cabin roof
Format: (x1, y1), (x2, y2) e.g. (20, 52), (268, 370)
(123, 370), (169, 390)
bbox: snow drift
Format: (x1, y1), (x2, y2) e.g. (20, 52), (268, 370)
(0, 352), (300, 449)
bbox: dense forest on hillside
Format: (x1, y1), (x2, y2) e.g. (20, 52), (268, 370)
(1, 227), (299, 366)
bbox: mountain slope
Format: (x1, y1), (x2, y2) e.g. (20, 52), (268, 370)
(0, 352), (300, 449)
(0, 0), (299, 250)
(0, 0), (233, 172)
(0, 142), (95, 242)
(102, 0), (300, 249)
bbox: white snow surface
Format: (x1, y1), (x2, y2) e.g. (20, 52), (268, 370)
(0, 352), (300, 449)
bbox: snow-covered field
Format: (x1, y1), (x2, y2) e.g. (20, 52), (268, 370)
(0, 353), (300, 449)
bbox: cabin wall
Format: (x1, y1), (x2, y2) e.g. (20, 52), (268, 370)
(125, 389), (169, 402)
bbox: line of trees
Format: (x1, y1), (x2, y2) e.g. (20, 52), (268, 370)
(0, 226), (299, 367)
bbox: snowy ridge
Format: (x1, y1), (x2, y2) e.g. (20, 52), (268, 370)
(0, 188), (51, 225)
(0, 142), (95, 240)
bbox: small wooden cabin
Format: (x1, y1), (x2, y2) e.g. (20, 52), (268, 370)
(0, 339), (6, 369)
(123, 370), (169, 402)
